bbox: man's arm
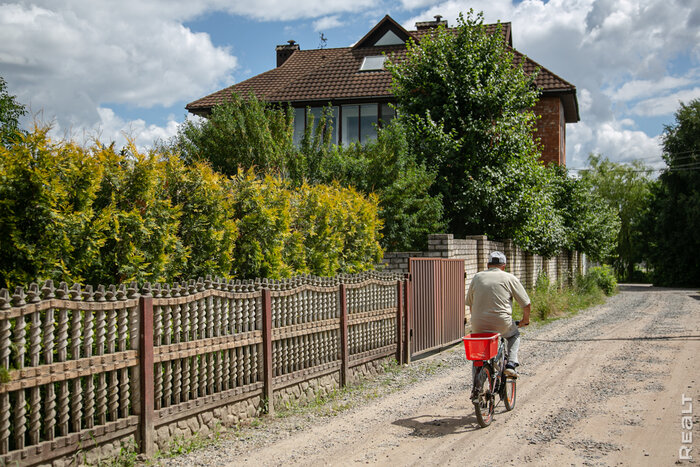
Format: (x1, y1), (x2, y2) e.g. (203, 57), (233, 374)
(519, 303), (531, 327)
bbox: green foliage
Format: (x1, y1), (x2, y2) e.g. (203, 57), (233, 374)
(386, 10), (564, 256)
(580, 154), (654, 280)
(513, 268), (609, 322)
(584, 265), (618, 296)
(0, 127), (383, 288)
(171, 96), (440, 252)
(161, 154), (238, 280)
(0, 76), (26, 145)
(173, 92), (296, 177)
(229, 171), (291, 279)
(647, 99), (700, 286)
(549, 164), (620, 262)
(230, 171), (383, 279)
(317, 120), (445, 251)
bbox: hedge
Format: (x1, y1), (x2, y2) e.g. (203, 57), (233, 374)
(0, 127), (383, 288)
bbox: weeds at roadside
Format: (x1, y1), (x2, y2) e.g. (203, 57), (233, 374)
(513, 269), (612, 323)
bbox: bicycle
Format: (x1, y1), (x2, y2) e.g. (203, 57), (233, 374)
(462, 328), (519, 427)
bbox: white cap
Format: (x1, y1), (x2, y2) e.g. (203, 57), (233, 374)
(488, 251), (507, 265)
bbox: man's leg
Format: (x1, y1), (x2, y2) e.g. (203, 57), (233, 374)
(502, 324), (520, 366)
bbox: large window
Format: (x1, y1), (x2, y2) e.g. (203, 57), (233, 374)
(293, 106), (339, 145)
(360, 104), (378, 144)
(295, 103), (395, 146)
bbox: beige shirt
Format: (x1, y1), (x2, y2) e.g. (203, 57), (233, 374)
(466, 268), (531, 334)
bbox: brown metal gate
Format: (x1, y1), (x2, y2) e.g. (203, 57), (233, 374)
(409, 258), (465, 357)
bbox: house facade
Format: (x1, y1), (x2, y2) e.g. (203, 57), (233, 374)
(186, 15), (579, 166)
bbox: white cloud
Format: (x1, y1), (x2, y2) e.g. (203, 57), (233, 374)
(609, 76), (694, 102)
(631, 87), (700, 117)
(44, 106), (182, 150)
(0, 1), (237, 137)
(314, 15), (344, 31)
(212, 0), (377, 21)
(400, 0), (443, 10)
(568, 119), (663, 168)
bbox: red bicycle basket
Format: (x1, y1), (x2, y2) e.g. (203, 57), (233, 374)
(462, 332), (500, 361)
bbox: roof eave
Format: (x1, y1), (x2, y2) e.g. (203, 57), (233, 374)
(541, 88), (580, 123)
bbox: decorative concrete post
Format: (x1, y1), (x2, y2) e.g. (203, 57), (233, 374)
(262, 288), (274, 416)
(339, 284), (349, 387)
(137, 295), (155, 456)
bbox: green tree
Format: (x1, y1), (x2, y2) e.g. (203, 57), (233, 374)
(386, 10), (564, 255)
(0, 76), (26, 144)
(647, 99), (700, 286)
(172, 92), (296, 177)
(580, 154), (653, 280)
(549, 165), (619, 262)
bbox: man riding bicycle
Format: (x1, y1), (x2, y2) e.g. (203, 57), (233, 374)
(466, 251), (530, 377)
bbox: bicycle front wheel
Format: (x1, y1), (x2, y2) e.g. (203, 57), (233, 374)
(502, 376), (516, 411)
(474, 365), (495, 427)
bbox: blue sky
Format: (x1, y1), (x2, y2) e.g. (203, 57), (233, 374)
(1, 0), (698, 170)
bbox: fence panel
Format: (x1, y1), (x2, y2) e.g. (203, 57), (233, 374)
(409, 259), (465, 357)
(346, 275), (399, 367)
(0, 282), (139, 465)
(270, 277), (341, 389)
(151, 279), (263, 427)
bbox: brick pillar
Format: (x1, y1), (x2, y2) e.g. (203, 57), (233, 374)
(504, 239), (515, 275)
(466, 235), (488, 271)
(427, 233), (452, 258)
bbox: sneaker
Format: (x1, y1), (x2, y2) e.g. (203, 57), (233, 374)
(504, 362), (518, 378)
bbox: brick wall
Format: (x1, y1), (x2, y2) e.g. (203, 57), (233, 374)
(534, 96), (565, 166)
(380, 234), (583, 325)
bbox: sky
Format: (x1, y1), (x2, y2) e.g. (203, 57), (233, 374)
(1, 0), (698, 171)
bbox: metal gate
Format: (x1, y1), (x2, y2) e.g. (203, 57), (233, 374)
(409, 258), (465, 357)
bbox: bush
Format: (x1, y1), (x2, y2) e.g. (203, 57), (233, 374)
(586, 265), (618, 296)
(231, 172), (383, 279)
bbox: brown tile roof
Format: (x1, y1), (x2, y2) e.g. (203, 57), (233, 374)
(511, 49), (575, 92)
(186, 20), (575, 118)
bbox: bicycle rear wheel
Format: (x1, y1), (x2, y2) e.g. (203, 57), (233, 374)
(502, 376), (516, 411)
(473, 365), (495, 427)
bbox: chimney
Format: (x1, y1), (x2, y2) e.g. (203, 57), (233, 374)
(276, 40), (300, 67)
(415, 15), (448, 30)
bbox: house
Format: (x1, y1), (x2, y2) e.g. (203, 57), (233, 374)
(186, 15), (579, 166)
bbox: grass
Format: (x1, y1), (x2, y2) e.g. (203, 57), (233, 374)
(512, 272), (611, 323)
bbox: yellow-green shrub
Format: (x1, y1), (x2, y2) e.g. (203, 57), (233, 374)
(290, 183), (383, 276)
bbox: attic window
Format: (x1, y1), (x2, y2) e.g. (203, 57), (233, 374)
(360, 55), (387, 71)
(374, 30), (404, 46)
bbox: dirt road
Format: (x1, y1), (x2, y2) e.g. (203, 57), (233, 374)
(166, 286), (700, 466)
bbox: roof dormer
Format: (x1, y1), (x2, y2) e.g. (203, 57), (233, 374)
(353, 15), (412, 49)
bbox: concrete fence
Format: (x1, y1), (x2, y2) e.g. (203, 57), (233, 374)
(0, 271), (405, 465)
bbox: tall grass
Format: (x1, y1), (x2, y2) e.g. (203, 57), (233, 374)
(513, 267), (616, 322)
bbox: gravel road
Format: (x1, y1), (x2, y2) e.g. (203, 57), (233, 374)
(157, 285), (700, 466)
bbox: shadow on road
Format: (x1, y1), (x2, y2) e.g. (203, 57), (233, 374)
(392, 414), (482, 437)
(528, 335), (700, 343)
